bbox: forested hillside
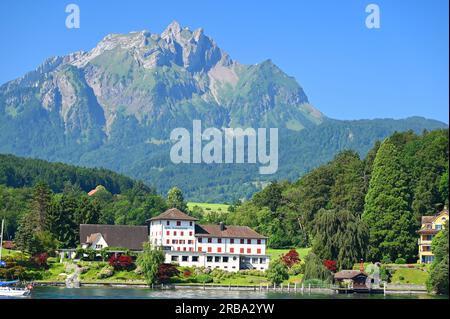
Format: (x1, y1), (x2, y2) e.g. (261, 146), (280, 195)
(226, 129), (449, 266)
(0, 153), (138, 194)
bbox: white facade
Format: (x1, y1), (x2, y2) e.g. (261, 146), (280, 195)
(149, 214), (269, 272)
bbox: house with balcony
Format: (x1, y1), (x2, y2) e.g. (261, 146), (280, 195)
(417, 207), (448, 263)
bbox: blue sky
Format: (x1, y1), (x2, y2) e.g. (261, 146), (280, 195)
(0, 0), (448, 122)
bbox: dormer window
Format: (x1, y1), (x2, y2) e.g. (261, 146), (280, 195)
(166, 221), (170, 226)
(177, 221), (181, 226)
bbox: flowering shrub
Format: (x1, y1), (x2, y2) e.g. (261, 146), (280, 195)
(323, 260), (337, 272)
(183, 270), (192, 277)
(97, 265), (114, 279)
(108, 255), (134, 270)
(281, 249), (300, 267)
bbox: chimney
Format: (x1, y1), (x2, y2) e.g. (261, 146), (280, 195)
(219, 222), (225, 231)
(359, 259), (365, 272)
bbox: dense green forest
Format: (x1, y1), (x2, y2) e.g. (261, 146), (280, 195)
(225, 129), (449, 265)
(0, 153), (138, 194)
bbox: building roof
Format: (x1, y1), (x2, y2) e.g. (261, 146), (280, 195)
(418, 229), (440, 235)
(148, 208), (198, 222)
(195, 224), (267, 239)
(334, 270), (367, 280)
(80, 224), (148, 250)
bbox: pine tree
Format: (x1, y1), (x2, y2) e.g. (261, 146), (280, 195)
(362, 140), (416, 262)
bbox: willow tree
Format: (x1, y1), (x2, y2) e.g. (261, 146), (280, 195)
(362, 140), (416, 262)
(312, 208), (369, 270)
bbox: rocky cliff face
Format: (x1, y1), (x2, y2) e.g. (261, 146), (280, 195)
(0, 21), (323, 145)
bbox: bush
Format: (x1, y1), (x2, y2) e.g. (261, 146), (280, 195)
(288, 263), (304, 276)
(97, 265), (114, 279)
(195, 274), (213, 283)
(281, 249), (301, 267)
(395, 258), (406, 265)
(109, 255), (134, 270)
(157, 263), (180, 283)
(381, 256), (392, 264)
(30, 253), (49, 269)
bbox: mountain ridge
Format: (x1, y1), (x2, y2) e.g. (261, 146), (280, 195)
(0, 21), (447, 201)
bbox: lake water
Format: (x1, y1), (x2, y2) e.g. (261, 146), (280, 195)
(2, 287), (445, 299)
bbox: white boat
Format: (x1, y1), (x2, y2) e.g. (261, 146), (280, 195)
(0, 285), (32, 297)
(0, 219), (33, 297)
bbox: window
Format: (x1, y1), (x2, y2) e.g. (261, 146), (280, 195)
(189, 247), (193, 252)
(257, 248), (261, 254)
(171, 256), (178, 262)
(198, 247), (202, 252)
(174, 231), (177, 236)
(182, 256), (188, 262)
(240, 239), (244, 244)
(260, 258), (266, 264)
(188, 240), (193, 244)
(177, 247), (180, 251)
(198, 238), (203, 243)
(181, 231), (184, 236)
(166, 231), (170, 236)
(95, 244), (103, 249)
(214, 256), (220, 263)
(230, 248), (234, 253)
(172, 239), (178, 244)
(207, 256), (213, 263)
(247, 248), (251, 254)
(167, 221), (170, 226)
(223, 256), (229, 263)
(177, 221), (181, 226)
(192, 256), (199, 262)
(208, 238), (212, 243)
(257, 239), (261, 244)
(166, 239), (170, 244)
(218, 238), (222, 243)
(183, 247), (186, 251)
(217, 247), (222, 253)
(436, 224), (443, 230)
(230, 239), (234, 244)
(190, 221), (193, 226)
(252, 258), (258, 264)
(207, 247), (212, 253)
(247, 239), (251, 244)
(240, 248), (244, 254)
(189, 231), (193, 236)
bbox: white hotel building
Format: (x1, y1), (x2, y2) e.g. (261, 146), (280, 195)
(148, 208), (270, 271)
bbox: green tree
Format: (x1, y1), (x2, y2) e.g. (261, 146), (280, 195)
(312, 209), (369, 270)
(427, 221), (449, 294)
(303, 252), (333, 283)
(266, 258), (289, 285)
(166, 187), (187, 212)
(137, 242), (165, 285)
(31, 182), (53, 231)
(47, 194), (78, 248)
(362, 140), (416, 262)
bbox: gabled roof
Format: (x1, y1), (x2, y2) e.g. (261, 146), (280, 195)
(334, 270), (367, 280)
(421, 209), (449, 225)
(80, 224), (148, 250)
(195, 224), (267, 239)
(148, 208), (198, 222)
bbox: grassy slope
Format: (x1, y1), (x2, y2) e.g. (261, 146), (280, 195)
(390, 268), (429, 285)
(266, 247), (311, 260)
(187, 202), (230, 213)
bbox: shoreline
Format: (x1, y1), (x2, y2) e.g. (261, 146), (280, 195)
(33, 281), (429, 295)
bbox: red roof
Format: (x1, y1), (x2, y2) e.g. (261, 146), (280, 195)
(148, 208), (198, 221)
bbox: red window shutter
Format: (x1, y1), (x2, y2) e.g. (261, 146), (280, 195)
(257, 249), (261, 254)
(240, 248), (244, 254)
(208, 247), (212, 253)
(181, 231), (184, 236)
(166, 231), (170, 236)
(199, 247), (202, 252)
(189, 231), (192, 236)
(247, 248), (251, 254)
(230, 248), (234, 253)
(218, 247), (222, 253)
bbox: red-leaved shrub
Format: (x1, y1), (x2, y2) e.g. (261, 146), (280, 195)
(108, 255), (133, 270)
(281, 249), (300, 267)
(323, 260), (337, 272)
(157, 263), (180, 283)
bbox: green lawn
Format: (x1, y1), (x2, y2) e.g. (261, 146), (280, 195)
(391, 268), (429, 285)
(187, 202), (230, 213)
(266, 247), (311, 261)
(0, 248), (24, 258)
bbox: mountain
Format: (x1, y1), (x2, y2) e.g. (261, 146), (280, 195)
(0, 21), (447, 202)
